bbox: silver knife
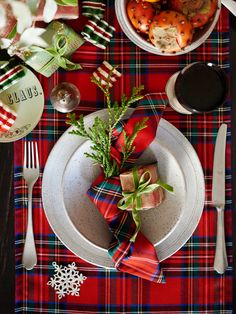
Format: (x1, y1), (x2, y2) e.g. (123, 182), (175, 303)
(212, 123), (228, 274)
(222, 0), (236, 17)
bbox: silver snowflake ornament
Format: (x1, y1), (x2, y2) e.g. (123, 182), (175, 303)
(47, 262), (87, 299)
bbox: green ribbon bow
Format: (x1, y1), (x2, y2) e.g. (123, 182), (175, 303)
(55, 0), (77, 5)
(118, 167), (174, 242)
(30, 34), (82, 74)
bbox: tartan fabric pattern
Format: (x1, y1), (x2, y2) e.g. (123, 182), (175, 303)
(0, 58), (25, 92)
(87, 94), (167, 283)
(14, 1), (233, 313)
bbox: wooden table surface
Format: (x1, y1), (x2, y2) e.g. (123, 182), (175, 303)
(0, 16), (236, 314)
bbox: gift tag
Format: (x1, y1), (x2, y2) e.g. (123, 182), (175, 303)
(0, 65), (44, 142)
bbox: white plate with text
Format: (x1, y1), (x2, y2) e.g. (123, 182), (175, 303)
(0, 65), (44, 142)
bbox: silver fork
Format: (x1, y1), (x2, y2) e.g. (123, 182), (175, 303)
(22, 141), (40, 270)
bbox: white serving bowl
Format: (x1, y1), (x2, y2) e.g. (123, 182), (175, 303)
(115, 0), (221, 56)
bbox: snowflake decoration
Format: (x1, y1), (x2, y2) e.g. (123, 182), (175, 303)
(47, 262), (87, 299)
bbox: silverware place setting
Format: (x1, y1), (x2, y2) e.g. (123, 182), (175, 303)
(212, 124), (228, 274)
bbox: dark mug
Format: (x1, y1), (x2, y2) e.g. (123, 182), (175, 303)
(166, 62), (228, 114)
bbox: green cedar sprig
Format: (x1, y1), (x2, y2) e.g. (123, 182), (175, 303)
(66, 68), (147, 178)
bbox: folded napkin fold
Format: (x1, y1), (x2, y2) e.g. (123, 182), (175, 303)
(87, 93), (168, 282)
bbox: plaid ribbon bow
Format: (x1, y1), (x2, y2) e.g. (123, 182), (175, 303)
(87, 93), (168, 282)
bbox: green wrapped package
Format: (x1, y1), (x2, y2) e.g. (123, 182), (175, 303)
(18, 21), (84, 77)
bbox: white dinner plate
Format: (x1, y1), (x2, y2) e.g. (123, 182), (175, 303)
(0, 65), (44, 142)
(42, 109), (205, 268)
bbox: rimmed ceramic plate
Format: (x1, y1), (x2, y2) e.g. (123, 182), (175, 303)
(0, 65), (44, 142)
(42, 109), (205, 268)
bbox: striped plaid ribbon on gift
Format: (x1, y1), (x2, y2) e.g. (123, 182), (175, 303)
(81, 15), (115, 49)
(93, 61), (121, 87)
(82, 0), (106, 18)
(0, 100), (17, 132)
(0, 59), (25, 92)
(87, 93), (168, 283)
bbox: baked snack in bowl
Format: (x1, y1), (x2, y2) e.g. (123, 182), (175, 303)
(149, 11), (193, 53)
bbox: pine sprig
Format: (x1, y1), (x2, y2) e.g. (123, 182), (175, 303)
(67, 114), (89, 137)
(66, 69), (147, 178)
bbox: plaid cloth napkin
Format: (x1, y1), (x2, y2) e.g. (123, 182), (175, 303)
(14, 1), (232, 312)
(87, 93), (167, 283)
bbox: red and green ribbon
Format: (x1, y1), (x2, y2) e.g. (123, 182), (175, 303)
(0, 59), (25, 93)
(93, 61), (121, 87)
(82, 0), (106, 18)
(81, 13), (115, 49)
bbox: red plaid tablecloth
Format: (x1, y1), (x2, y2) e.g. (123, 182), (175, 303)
(14, 1), (233, 313)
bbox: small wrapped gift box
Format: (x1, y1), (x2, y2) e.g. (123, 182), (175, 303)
(14, 21), (84, 77)
(120, 163), (164, 210)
